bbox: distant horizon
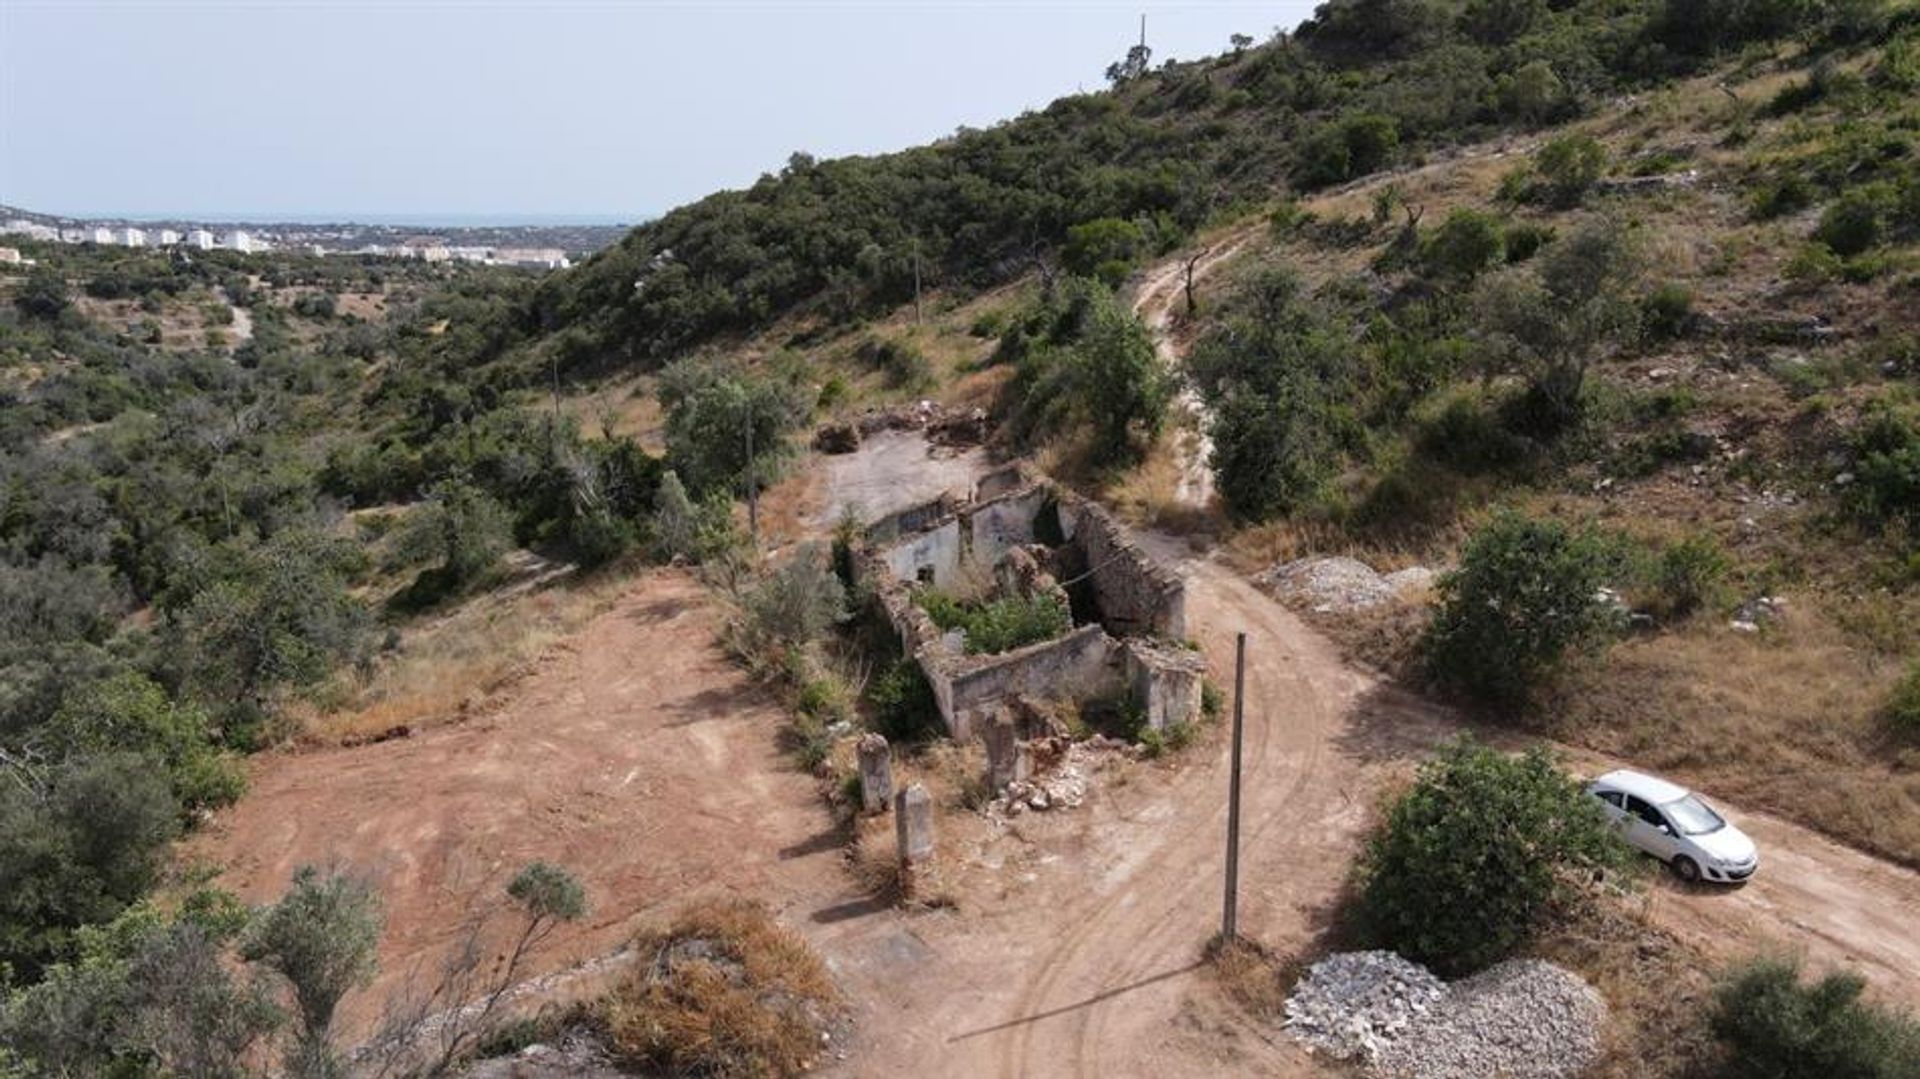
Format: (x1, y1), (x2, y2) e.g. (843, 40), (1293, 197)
(6, 206), (645, 229)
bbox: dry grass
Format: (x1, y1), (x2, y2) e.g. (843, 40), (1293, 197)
(1545, 606), (1920, 867)
(1204, 935), (1302, 1024)
(600, 899), (840, 1078)
(1530, 896), (1722, 1079)
(301, 563), (635, 743)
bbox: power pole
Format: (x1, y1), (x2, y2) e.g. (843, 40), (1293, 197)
(1223, 631), (1247, 942)
(912, 237), (923, 326)
(1140, 13), (1147, 52)
(745, 406), (759, 548)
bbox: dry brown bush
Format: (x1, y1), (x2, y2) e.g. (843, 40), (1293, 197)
(601, 901), (839, 1078)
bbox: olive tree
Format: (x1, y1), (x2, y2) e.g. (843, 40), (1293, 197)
(241, 866), (383, 1079)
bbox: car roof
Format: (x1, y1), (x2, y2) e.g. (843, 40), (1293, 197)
(1589, 769), (1691, 804)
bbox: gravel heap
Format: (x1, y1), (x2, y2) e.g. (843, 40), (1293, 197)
(1371, 959), (1607, 1079)
(1283, 951), (1446, 1062)
(1264, 557), (1434, 614)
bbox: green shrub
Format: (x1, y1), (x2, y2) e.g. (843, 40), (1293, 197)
(1711, 956), (1920, 1078)
(916, 590), (1071, 655)
(1784, 242), (1844, 286)
(1884, 663), (1920, 740)
(856, 335), (933, 388)
(1062, 217), (1145, 287)
(1533, 134), (1607, 208)
(867, 659), (942, 743)
(1420, 208), (1507, 284)
(1359, 739), (1631, 977)
(1426, 511), (1624, 707)
(1851, 401), (1920, 526)
(1816, 187), (1891, 257)
(1643, 282), (1696, 339)
(739, 547), (848, 653)
(1750, 174), (1815, 220)
(1502, 220), (1555, 263)
(1646, 534), (1731, 619)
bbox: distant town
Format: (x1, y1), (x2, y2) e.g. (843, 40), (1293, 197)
(0, 204), (632, 269)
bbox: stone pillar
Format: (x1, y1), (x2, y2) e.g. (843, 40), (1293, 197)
(895, 783), (935, 865)
(984, 715), (1029, 791)
(857, 733), (893, 815)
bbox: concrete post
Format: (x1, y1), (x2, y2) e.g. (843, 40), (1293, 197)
(895, 783), (935, 865)
(857, 733), (893, 815)
(984, 715), (1025, 791)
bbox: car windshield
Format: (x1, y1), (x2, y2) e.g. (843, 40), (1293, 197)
(1663, 794), (1725, 836)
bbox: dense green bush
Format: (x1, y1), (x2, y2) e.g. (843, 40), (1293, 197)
(44, 672), (246, 813)
(1532, 134), (1608, 208)
(917, 590), (1072, 655)
(1815, 186), (1892, 257)
(1851, 400), (1920, 526)
(1062, 217), (1146, 286)
(1643, 533), (1731, 620)
(999, 279), (1172, 466)
(659, 357), (812, 497)
(1711, 957), (1920, 1079)
(1884, 663), (1920, 741)
(1642, 282), (1696, 339)
(1426, 511), (1624, 706)
(1359, 739), (1630, 976)
(855, 336), (933, 389)
(867, 658), (943, 743)
(1420, 208), (1507, 284)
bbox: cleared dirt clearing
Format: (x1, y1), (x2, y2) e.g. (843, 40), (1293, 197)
(185, 570), (844, 1036)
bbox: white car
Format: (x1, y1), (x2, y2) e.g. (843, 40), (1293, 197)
(1585, 769), (1759, 884)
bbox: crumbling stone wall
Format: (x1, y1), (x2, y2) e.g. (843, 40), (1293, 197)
(856, 469), (1199, 741)
(1058, 496), (1186, 639)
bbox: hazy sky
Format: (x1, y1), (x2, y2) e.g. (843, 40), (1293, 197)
(0, 1), (1320, 224)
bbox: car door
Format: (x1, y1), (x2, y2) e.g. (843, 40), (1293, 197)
(1623, 795), (1683, 861)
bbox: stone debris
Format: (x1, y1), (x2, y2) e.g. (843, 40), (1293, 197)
(1371, 959), (1607, 1079)
(984, 737), (1125, 820)
(1729, 594), (1787, 633)
(1284, 952), (1606, 1078)
(1283, 951), (1445, 1063)
(1264, 557), (1434, 614)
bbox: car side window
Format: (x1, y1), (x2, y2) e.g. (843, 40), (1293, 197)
(1598, 791), (1623, 808)
(1625, 796), (1666, 829)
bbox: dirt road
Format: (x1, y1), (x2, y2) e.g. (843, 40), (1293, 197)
(187, 571), (845, 1036)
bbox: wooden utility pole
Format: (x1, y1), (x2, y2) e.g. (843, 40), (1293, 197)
(912, 237), (923, 326)
(1223, 631), (1247, 942)
(745, 407), (759, 548)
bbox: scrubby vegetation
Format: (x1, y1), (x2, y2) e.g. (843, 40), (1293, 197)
(917, 589), (1074, 655)
(600, 900), (839, 1077)
(1358, 739), (1633, 976)
(1711, 956), (1920, 1078)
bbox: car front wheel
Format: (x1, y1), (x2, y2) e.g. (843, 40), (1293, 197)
(1671, 855), (1701, 883)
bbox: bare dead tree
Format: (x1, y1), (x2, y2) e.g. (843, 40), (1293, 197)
(1183, 251), (1205, 317)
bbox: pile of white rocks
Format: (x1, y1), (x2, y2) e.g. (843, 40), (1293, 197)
(1285, 952), (1606, 1078)
(1283, 951), (1446, 1062)
(1264, 557), (1434, 614)
(1372, 959), (1606, 1079)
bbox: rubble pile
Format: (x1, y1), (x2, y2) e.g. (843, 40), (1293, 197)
(1264, 557), (1434, 614)
(984, 736), (1127, 819)
(1284, 952), (1607, 1078)
(1372, 959), (1606, 1079)
(1283, 951), (1446, 1062)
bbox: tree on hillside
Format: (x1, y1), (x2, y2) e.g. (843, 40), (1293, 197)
(658, 358), (811, 499)
(1425, 510), (1624, 707)
(242, 866), (383, 1079)
(1472, 216), (1642, 432)
(1359, 739), (1631, 976)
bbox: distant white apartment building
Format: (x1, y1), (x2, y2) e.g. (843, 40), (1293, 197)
(187, 228), (216, 250)
(89, 227), (114, 245)
(493, 247), (571, 270)
(0, 247), (23, 264)
(151, 228), (181, 246)
(119, 227), (146, 247)
(224, 229), (255, 253)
